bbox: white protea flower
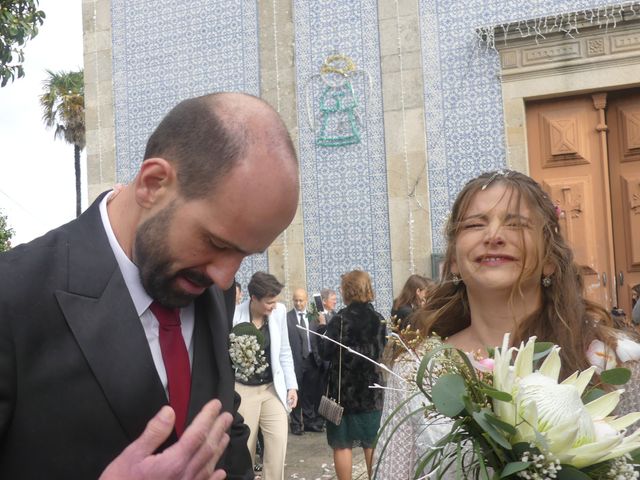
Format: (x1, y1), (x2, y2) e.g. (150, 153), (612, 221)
(492, 335), (640, 469)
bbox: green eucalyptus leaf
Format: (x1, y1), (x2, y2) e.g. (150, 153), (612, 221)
(463, 394), (479, 414)
(476, 443), (491, 480)
(472, 410), (512, 450)
(629, 447), (640, 465)
(480, 387), (512, 402)
(511, 442), (536, 457)
(416, 343), (455, 399)
(532, 342), (554, 361)
(500, 462), (531, 478)
(556, 466), (592, 479)
(582, 387), (605, 404)
(432, 374), (467, 417)
(600, 367), (631, 385)
(485, 413), (517, 435)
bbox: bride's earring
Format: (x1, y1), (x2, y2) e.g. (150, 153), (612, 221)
(542, 275), (552, 287)
(452, 273), (461, 286)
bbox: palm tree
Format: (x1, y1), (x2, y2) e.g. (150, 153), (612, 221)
(40, 69), (85, 217)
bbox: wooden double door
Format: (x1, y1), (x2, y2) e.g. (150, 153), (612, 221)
(527, 89), (640, 316)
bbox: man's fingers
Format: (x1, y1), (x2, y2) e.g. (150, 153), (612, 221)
(184, 411), (233, 479)
(191, 433), (230, 480)
(162, 400), (224, 471)
(127, 406), (176, 459)
(98, 406), (176, 480)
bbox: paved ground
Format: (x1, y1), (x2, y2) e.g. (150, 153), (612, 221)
(255, 430), (368, 480)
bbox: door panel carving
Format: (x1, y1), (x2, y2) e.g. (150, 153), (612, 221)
(544, 177), (597, 274)
(619, 108), (640, 161)
(527, 95), (613, 308)
(539, 108), (591, 167)
(607, 91), (640, 315)
(621, 175), (640, 270)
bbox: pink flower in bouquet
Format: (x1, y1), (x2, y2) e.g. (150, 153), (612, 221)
(467, 353), (494, 373)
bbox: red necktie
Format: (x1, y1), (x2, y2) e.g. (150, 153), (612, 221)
(149, 301), (191, 437)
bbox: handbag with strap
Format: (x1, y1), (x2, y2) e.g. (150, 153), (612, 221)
(318, 319), (344, 426)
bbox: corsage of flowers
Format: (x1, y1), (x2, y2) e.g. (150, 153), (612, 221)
(229, 322), (268, 382)
(376, 333), (640, 479)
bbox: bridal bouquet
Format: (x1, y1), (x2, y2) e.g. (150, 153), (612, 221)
(229, 322), (268, 382)
(377, 334), (640, 479)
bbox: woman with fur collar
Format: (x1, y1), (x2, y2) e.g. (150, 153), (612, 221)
(317, 270), (386, 480)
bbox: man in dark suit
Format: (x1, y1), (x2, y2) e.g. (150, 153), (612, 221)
(287, 288), (324, 435)
(0, 93), (299, 479)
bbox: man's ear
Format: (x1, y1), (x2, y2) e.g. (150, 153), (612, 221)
(134, 158), (177, 208)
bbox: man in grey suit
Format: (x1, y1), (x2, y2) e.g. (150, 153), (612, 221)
(0, 93), (299, 479)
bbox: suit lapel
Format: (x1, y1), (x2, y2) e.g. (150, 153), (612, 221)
(56, 269), (166, 441)
(189, 288), (234, 417)
(187, 296), (217, 424)
(55, 195), (167, 441)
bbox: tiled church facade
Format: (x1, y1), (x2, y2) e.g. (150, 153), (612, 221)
(82, 0), (640, 313)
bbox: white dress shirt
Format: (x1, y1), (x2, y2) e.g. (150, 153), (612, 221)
(295, 309), (311, 352)
(99, 193), (195, 396)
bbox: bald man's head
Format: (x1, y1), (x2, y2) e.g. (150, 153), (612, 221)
(143, 92), (297, 200)
(292, 288), (308, 312)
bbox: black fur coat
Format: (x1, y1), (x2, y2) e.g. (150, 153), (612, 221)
(317, 302), (386, 413)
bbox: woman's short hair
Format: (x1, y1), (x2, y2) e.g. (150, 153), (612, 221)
(340, 270), (374, 304)
(248, 271), (284, 300)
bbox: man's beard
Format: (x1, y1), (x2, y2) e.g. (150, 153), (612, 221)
(134, 202), (213, 308)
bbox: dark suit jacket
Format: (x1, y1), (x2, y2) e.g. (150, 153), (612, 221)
(0, 195), (253, 479)
(286, 309), (320, 382)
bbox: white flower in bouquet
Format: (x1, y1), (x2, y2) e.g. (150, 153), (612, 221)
(493, 334), (640, 470)
(229, 323), (268, 382)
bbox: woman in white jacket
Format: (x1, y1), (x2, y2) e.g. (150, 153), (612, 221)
(233, 271), (298, 480)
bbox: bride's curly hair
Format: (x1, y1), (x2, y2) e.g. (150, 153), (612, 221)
(412, 170), (615, 379)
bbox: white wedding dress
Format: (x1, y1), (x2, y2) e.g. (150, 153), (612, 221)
(374, 348), (457, 479)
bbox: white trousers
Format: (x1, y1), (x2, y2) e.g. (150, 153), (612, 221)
(236, 382), (289, 480)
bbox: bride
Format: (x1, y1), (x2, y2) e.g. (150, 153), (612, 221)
(374, 170), (640, 479)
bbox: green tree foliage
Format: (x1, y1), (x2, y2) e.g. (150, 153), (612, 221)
(40, 69), (85, 217)
(0, 0), (45, 87)
(0, 210), (14, 252)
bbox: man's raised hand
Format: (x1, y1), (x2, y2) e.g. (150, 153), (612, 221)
(99, 399), (233, 480)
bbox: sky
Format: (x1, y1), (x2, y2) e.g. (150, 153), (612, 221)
(0, 0), (84, 246)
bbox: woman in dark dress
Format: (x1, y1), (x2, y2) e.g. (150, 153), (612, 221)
(317, 270), (386, 480)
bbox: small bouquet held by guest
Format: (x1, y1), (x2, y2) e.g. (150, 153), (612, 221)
(376, 333), (640, 479)
(229, 322), (268, 382)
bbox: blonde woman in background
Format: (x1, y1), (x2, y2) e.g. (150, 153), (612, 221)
(317, 270), (386, 479)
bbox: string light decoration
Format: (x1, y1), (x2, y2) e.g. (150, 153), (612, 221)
(394, 0), (416, 274)
(271, 0), (291, 300)
(304, 52), (372, 147)
(91, 2), (104, 184)
(476, 2), (640, 49)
